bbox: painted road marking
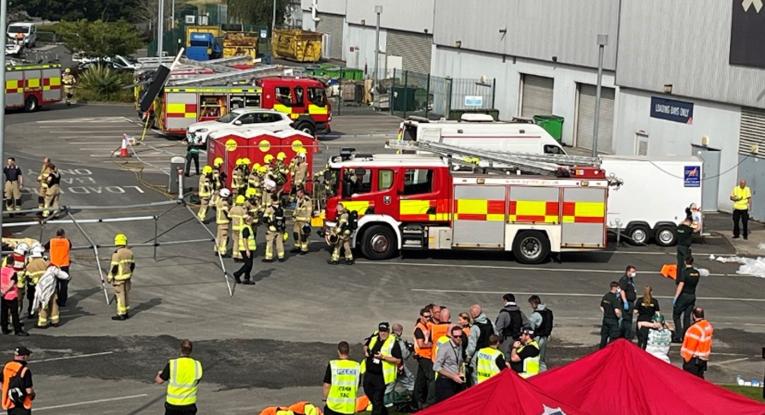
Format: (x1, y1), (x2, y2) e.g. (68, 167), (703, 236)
(409, 288), (765, 302)
(32, 351), (114, 363)
(357, 261), (748, 278)
(35, 394), (149, 412)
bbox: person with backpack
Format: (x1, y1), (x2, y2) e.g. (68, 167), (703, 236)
(328, 203), (356, 265)
(527, 295), (553, 372)
(1, 346), (35, 414)
(495, 293), (525, 356)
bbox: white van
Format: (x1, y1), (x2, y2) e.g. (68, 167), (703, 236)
(397, 114), (567, 155)
(7, 22), (37, 48)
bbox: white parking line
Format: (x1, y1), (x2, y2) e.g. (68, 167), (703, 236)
(357, 261), (747, 277)
(32, 351), (114, 363)
(409, 288), (765, 302)
(35, 394), (149, 412)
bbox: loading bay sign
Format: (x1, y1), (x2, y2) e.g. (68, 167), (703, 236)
(650, 97), (694, 124)
(731, 0), (765, 68)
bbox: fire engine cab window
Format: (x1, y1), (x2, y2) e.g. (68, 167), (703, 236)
(293, 87), (304, 106)
(308, 88), (327, 106)
(544, 145), (564, 154)
(276, 87), (291, 105)
(343, 169), (372, 197)
(402, 169), (433, 195)
(378, 170), (394, 190)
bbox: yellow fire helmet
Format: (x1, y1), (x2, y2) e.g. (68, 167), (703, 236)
(245, 188), (257, 198)
(235, 195), (246, 205)
(264, 154), (274, 164)
(276, 152), (287, 161)
(64, 67), (71, 74)
(296, 148), (307, 157)
(235, 158), (243, 166)
(258, 166), (268, 174)
(252, 162), (261, 170)
(213, 157), (224, 167)
(242, 157), (251, 166)
(114, 233), (128, 246)
(202, 165), (213, 175)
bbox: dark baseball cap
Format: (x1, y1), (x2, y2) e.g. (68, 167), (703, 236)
(15, 346), (31, 356)
(378, 322), (390, 332)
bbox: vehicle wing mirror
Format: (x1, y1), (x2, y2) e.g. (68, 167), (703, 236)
(233, 120), (242, 125)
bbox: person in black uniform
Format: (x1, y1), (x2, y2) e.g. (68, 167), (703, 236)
(363, 322), (402, 415)
(676, 214), (696, 273)
(635, 285), (660, 349)
(618, 265), (638, 341)
(672, 256), (701, 342)
(599, 281), (623, 349)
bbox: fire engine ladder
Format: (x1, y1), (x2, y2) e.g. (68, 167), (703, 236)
(169, 65), (284, 86)
(387, 140), (600, 176)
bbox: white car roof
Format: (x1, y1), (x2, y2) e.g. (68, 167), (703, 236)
(8, 23), (35, 28)
(231, 108), (285, 116)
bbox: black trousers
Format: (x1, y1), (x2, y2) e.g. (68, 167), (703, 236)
(673, 294), (696, 341)
(412, 357), (435, 408)
(636, 319), (651, 349)
(682, 358), (707, 379)
(1, 298), (22, 333)
(233, 251), (254, 281)
(323, 407), (348, 415)
(56, 266), (70, 307)
(363, 372), (388, 415)
(621, 309), (634, 340)
(434, 376), (462, 403)
(26, 284), (36, 315)
(600, 318), (619, 349)
(8, 407), (32, 415)
(165, 402), (197, 415)
(733, 209), (749, 238)
(184, 152), (200, 176)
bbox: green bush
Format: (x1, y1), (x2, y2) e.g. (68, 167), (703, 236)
(56, 19), (143, 57)
(77, 65), (134, 103)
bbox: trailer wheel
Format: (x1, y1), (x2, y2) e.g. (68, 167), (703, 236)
(361, 225), (397, 260)
(513, 231), (550, 264)
(626, 224), (651, 245)
(654, 225), (677, 247)
(24, 96), (39, 112)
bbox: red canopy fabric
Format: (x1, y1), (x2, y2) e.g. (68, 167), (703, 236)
(415, 369), (583, 415)
(529, 339), (765, 415)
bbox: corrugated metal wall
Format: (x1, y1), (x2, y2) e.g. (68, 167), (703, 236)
(617, 0), (765, 109)
(346, 0), (435, 33)
(739, 107), (765, 155)
(386, 31), (432, 73)
(433, 0), (618, 70)
(316, 13), (344, 59)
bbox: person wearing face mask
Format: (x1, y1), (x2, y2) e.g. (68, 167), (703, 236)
(618, 265), (638, 341)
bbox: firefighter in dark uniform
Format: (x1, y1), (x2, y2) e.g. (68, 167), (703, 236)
(672, 256), (701, 342)
(599, 281), (623, 349)
(676, 215), (695, 274)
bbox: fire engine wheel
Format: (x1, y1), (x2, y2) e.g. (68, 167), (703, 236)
(654, 225), (677, 247)
(361, 225), (397, 260)
(513, 231), (550, 264)
(296, 122), (316, 136)
(24, 96), (39, 112)
(626, 224), (651, 246)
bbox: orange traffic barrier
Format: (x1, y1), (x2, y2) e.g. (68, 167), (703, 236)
(288, 401), (322, 415)
(660, 263), (677, 280)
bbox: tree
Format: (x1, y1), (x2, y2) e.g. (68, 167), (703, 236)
(56, 20), (144, 57)
(227, 0), (289, 27)
(12, 0), (144, 22)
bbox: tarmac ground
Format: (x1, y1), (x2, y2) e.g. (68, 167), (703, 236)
(1, 103), (764, 413)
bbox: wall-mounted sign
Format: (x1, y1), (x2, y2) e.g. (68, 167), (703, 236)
(650, 97), (694, 124)
(464, 96), (483, 107)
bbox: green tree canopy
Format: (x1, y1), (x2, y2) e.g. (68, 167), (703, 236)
(56, 20), (144, 57)
(12, 0), (144, 22)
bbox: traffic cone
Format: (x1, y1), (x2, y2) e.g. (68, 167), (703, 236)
(119, 134), (129, 158)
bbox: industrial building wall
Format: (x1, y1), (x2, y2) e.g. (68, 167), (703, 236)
(315, 13), (345, 59)
(433, 0), (619, 70)
(301, 0), (346, 15)
(613, 88), (741, 212)
(617, 0), (765, 109)
(431, 46), (617, 148)
(346, 0), (435, 34)
(344, 24), (387, 74)
(386, 31), (432, 73)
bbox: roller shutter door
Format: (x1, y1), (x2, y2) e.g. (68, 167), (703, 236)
(575, 84), (615, 154)
(316, 13), (343, 59)
(521, 75), (553, 118)
(386, 30), (432, 74)
(739, 107), (765, 155)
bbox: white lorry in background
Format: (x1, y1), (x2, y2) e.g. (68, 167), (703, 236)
(6, 22), (37, 56)
(600, 155), (702, 246)
(397, 114), (567, 155)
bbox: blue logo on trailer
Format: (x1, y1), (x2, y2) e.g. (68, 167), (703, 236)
(684, 165), (701, 187)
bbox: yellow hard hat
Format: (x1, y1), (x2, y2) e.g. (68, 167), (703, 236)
(245, 188), (257, 198)
(213, 157), (224, 167)
(64, 68), (71, 74)
(235, 195), (246, 205)
(202, 165), (213, 174)
(114, 233), (128, 246)
(242, 157), (251, 165)
(264, 154), (274, 163)
(277, 152), (287, 161)
(252, 162), (261, 170)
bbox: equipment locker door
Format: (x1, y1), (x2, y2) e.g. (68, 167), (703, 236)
(561, 187), (607, 248)
(452, 185), (506, 248)
(692, 144), (720, 212)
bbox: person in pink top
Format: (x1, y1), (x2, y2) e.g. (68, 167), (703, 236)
(1, 259), (28, 336)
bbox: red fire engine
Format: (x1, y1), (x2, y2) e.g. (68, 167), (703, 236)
(4, 64), (63, 111)
(321, 150), (610, 264)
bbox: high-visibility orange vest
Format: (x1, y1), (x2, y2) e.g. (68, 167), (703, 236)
(2, 361), (33, 410)
(49, 238), (71, 267)
(681, 319), (713, 362)
(430, 323), (450, 362)
(414, 321), (433, 359)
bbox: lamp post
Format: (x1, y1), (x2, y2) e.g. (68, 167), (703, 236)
(374, 5), (382, 84)
(272, 0), (278, 34)
(157, 0), (165, 57)
(592, 34), (608, 157)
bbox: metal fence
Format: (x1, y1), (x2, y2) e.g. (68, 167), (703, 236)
(388, 69), (496, 119)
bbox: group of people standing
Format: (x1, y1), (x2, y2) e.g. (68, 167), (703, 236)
(3, 157), (61, 217)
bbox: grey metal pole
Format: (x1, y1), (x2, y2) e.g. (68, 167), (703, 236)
(171, 0), (175, 30)
(272, 0), (277, 35)
(374, 5), (382, 85)
(157, 0), (165, 57)
(0, 0), (7, 236)
(592, 34), (608, 158)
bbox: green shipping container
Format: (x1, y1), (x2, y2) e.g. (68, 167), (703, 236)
(533, 115), (564, 142)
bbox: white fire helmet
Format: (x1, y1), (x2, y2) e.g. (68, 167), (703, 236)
(13, 243), (29, 256)
(219, 188), (231, 198)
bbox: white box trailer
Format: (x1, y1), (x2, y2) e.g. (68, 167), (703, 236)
(600, 155), (702, 246)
